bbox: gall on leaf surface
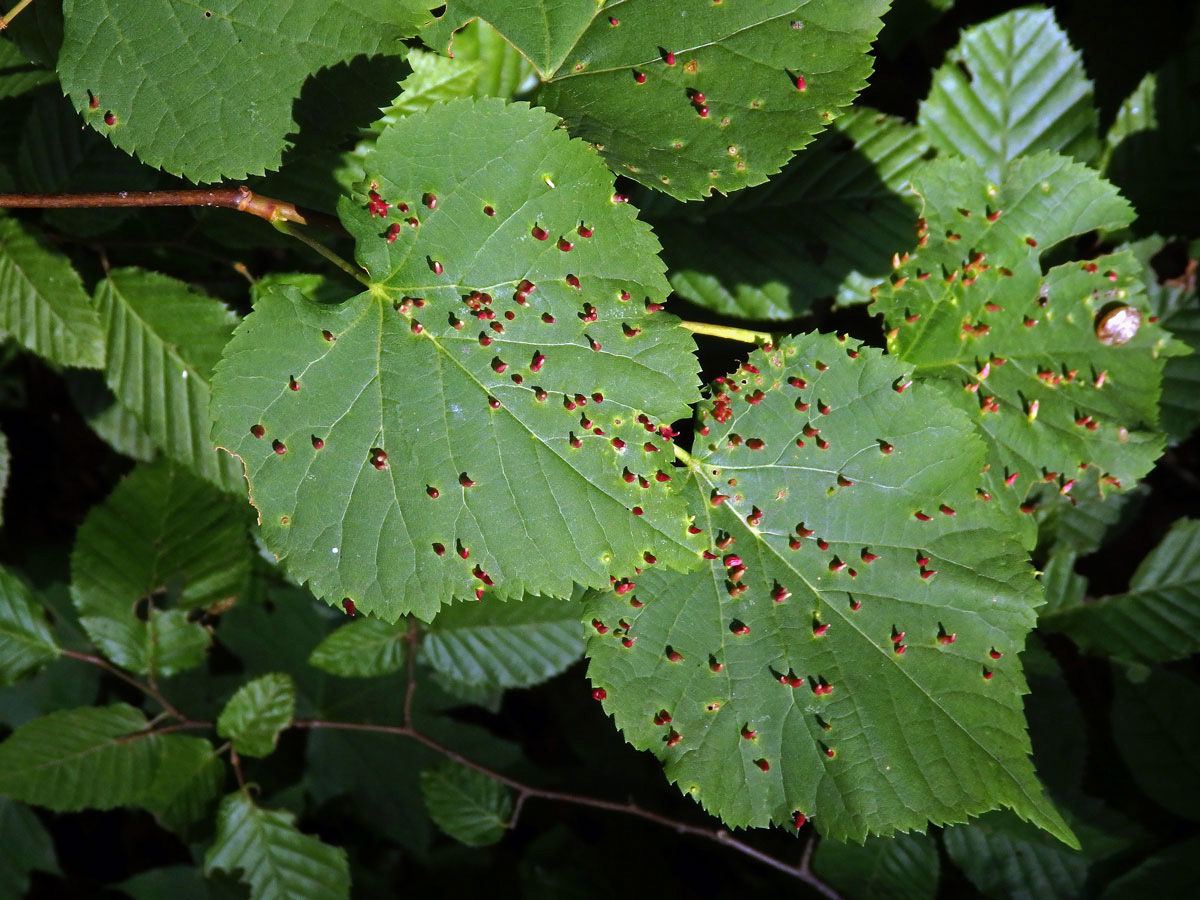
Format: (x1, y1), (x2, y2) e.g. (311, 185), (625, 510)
(585, 334), (1074, 845)
(423, 1), (889, 201)
(211, 98), (704, 622)
(57, 0), (442, 182)
(871, 153), (1187, 541)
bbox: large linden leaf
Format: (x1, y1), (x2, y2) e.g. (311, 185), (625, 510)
(425, 1), (889, 200)
(585, 334), (1073, 844)
(57, 0), (439, 182)
(871, 153), (1184, 539)
(212, 99), (703, 621)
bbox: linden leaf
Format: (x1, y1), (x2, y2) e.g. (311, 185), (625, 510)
(211, 99), (703, 621)
(585, 333), (1074, 845)
(424, 1), (889, 200)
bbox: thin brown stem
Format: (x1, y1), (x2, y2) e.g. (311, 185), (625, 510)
(0, 0), (34, 29)
(59, 648), (187, 721)
(230, 748), (246, 791)
(291, 718), (840, 897)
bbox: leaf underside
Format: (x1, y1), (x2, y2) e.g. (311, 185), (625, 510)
(586, 333), (1073, 844)
(212, 98), (704, 621)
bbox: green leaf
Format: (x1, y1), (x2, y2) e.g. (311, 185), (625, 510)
(64, 370), (157, 462)
(1034, 468), (1147, 557)
(204, 791), (349, 900)
(873, 153), (1180, 536)
(0, 703), (160, 810)
(0, 37), (55, 99)
(652, 108), (932, 319)
(1044, 519), (1200, 663)
(141, 735), (225, 834)
(1103, 35), (1200, 238)
(71, 460), (250, 676)
(0, 428), (6, 523)
(0, 798), (59, 896)
(813, 830), (940, 900)
(0, 217), (104, 368)
(426, 1), (889, 200)
(307, 616), (407, 678)
(0, 565), (58, 685)
(1038, 550), (1086, 619)
(216, 673), (295, 758)
(446, 19), (539, 100)
(919, 8), (1099, 181)
(57, 0), (439, 181)
(943, 811), (1089, 900)
(117, 866), (211, 900)
(1111, 667), (1200, 821)
(212, 98), (704, 621)
(421, 594), (585, 689)
(420, 762), (513, 847)
(96, 267), (244, 493)
(1099, 835), (1200, 900)
(585, 333), (1073, 844)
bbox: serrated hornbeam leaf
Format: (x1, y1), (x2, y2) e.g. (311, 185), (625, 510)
(421, 594), (585, 689)
(1044, 519), (1200, 664)
(0, 566), (59, 686)
(0, 217), (104, 368)
(872, 153), (1185, 538)
(420, 762), (513, 847)
(0, 704), (160, 811)
(96, 268), (244, 493)
(814, 830), (940, 900)
(57, 0), (441, 182)
(70, 460), (250, 677)
(919, 8), (1100, 181)
(585, 334), (1075, 845)
(308, 616), (407, 679)
(216, 673), (295, 759)
(424, 1), (888, 201)
(204, 792), (349, 900)
(212, 98), (704, 622)
(140, 735), (225, 834)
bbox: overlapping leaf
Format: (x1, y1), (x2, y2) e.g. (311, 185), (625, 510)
(1044, 519), (1200, 664)
(585, 334), (1072, 843)
(651, 108), (931, 319)
(0, 37), (54, 99)
(57, 0), (439, 181)
(0, 566), (58, 685)
(212, 99), (704, 621)
(873, 154), (1184, 537)
(308, 616), (407, 678)
(421, 762), (513, 847)
(919, 8), (1099, 180)
(0, 799), (59, 896)
(70, 460), (249, 677)
(64, 371), (157, 462)
(204, 792), (349, 900)
(141, 736), (225, 833)
(0, 704), (160, 811)
(814, 830), (940, 900)
(216, 673), (295, 758)
(425, 2), (889, 200)
(96, 268), (244, 492)
(0, 217), (103, 368)
(421, 594), (584, 690)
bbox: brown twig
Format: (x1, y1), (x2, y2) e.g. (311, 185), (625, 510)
(59, 648), (187, 722)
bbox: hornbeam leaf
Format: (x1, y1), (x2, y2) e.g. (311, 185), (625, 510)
(216, 673), (295, 759)
(212, 99), (704, 622)
(420, 762), (513, 847)
(814, 830), (940, 900)
(0, 704), (160, 810)
(424, 1), (889, 200)
(57, 0), (441, 181)
(919, 8), (1100, 181)
(0, 566), (59, 686)
(872, 154), (1185, 537)
(140, 735), (225, 834)
(204, 792), (349, 900)
(308, 616), (407, 679)
(585, 334), (1074, 844)
(0, 799), (59, 897)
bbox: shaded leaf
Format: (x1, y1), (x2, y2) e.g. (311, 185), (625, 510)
(142, 735), (225, 834)
(212, 98), (703, 621)
(420, 761), (513, 847)
(0, 798), (59, 897)
(421, 594), (584, 689)
(0, 39), (55, 99)
(0, 565), (58, 685)
(814, 830), (939, 900)
(586, 333), (1072, 844)
(71, 460), (249, 676)
(58, 0), (439, 181)
(64, 370), (157, 462)
(1111, 667), (1200, 821)
(919, 8), (1100, 180)
(0, 216), (103, 368)
(0, 428), (6, 522)
(652, 108), (931, 319)
(117, 866), (211, 900)
(1045, 519), (1200, 663)
(1099, 835), (1200, 900)
(96, 267), (244, 492)
(204, 791), (349, 900)
(0, 703), (160, 811)
(873, 154), (1181, 538)
(1038, 551), (1086, 620)
(216, 672), (295, 758)
(308, 616), (407, 679)
(426, 1), (888, 200)
(1034, 467), (1147, 556)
